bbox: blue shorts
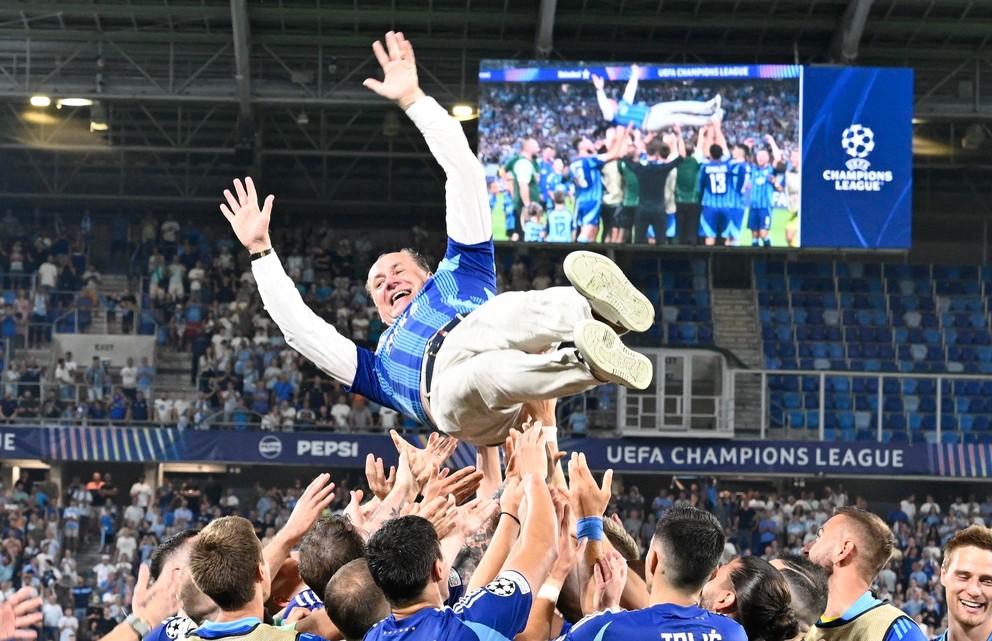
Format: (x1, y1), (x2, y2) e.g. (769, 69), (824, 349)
(748, 207), (772, 231)
(700, 206), (744, 239)
(666, 213), (676, 238)
(576, 200), (602, 227)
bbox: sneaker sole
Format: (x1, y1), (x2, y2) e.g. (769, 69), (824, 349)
(564, 251), (655, 333)
(574, 320), (653, 390)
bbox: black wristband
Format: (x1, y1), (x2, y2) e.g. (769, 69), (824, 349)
(249, 248), (273, 261)
(500, 512), (521, 527)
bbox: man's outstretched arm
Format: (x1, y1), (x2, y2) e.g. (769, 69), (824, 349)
(364, 31), (490, 246)
(219, 177), (360, 387)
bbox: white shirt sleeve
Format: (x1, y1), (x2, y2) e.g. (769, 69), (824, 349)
(252, 251), (358, 385)
(403, 96), (491, 245)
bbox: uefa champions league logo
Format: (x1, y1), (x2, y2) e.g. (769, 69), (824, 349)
(823, 122), (893, 192)
(841, 124), (875, 170)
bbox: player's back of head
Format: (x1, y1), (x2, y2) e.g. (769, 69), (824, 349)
(772, 554), (828, 635)
(189, 516), (262, 611)
(835, 507), (894, 581)
(149, 529), (199, 581)
(365, 516), (441, 608)
(652, 505), (725, 593)
(298, 515), (366, 596)
(709, 144), (724, 160)
(646, 139), (670, 159)
(324, 559), (389, 641)
(730, 557), (800, 641)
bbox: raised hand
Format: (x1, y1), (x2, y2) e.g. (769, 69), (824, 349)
(219, 177), (273, 254)
(0, 587), (42, 641)
(422, 466), (484, 505)
(365, 454), (396, 501)
(566, 452), (613, 518)
(390, 430), (458, 489)
(363, 31), (425, 110)
(281, 473), (336, 543)
(131, 563), (180, 629)
(451, 497), (499, 539)
(593, 550), (628, 611)
(514, 421), (551, 480)
(591, 74), (604, 91)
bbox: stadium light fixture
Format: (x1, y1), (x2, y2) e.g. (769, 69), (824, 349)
(451, 104), (477, 121)
(58, 97), (94, 107)
(90, 101), (109, 132)
(29, 95), (51, 108)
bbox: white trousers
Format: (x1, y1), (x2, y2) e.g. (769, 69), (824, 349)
(429, 287), (599, 445)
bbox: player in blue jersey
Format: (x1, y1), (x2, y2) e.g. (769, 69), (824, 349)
(522, 203), (546, 242)
(569, 129), (627, 242)
(556, 505), (747, 641)
(747, 136), (782, 247)
(364, 427), (557, 641)
(933, 526), (992, 641)
(700, 556), (800, 641)
(698, 143), (748, 246)
(803, 507), (927, 641)
(592, 66), (723, 132)
(538, 146), (558, 208)
(144, 530), (218, 641)
(545, 189), (576, 243)
(221, 31), (654, 446)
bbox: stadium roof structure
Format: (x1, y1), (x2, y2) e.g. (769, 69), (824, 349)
(0, 0), (989, 241)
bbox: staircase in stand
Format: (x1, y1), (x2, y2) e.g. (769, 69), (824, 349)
(711, 288), (764, 435)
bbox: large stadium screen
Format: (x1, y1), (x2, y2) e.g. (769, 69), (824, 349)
(478, 62), (913, 250)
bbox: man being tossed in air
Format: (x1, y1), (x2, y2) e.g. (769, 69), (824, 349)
(220, 31), (654, 446)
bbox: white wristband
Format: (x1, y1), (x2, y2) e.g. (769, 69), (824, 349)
(538, 583), (561, 603)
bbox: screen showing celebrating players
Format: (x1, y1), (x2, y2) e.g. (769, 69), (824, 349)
(477, 62), (912, 250)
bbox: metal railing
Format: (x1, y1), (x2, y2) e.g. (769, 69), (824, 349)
(730, 368), (992, 443)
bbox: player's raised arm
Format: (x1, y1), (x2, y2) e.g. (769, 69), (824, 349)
(364, 31), (490, 245)
(592, 74), (617, 123)
(765, 134), (783, 164)
(622, 64), (640, 104)
(219, 177), (360, 387)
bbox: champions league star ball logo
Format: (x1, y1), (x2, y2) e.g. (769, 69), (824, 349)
(842, 124), (875, 159)
(822, 123), (893, 192)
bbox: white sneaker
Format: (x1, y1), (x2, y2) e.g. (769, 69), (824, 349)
(574, 319), (653, 390)
(564, 250), (655, 333)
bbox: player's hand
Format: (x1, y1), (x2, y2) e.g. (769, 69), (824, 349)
(365, 454), (396, 501)
(390, 430), (459, 489)
(132, 562), (180, 629)
(220, 177), (274, 254)
(550, 501), (584, 582)
(514, 421), (551, 480)
(629, 64), (640, 78)
(566, 452), (612, 518)
(593, 550), (628, 611)
(422, 466), (484, 505)
(765, 134), (776, 145)
(363, 31), (425, 110)
(452, 497), (499, 539)
(591, 74), (604, 91)
(0, 587), (42, 641)
(281, 473), (335, 544)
